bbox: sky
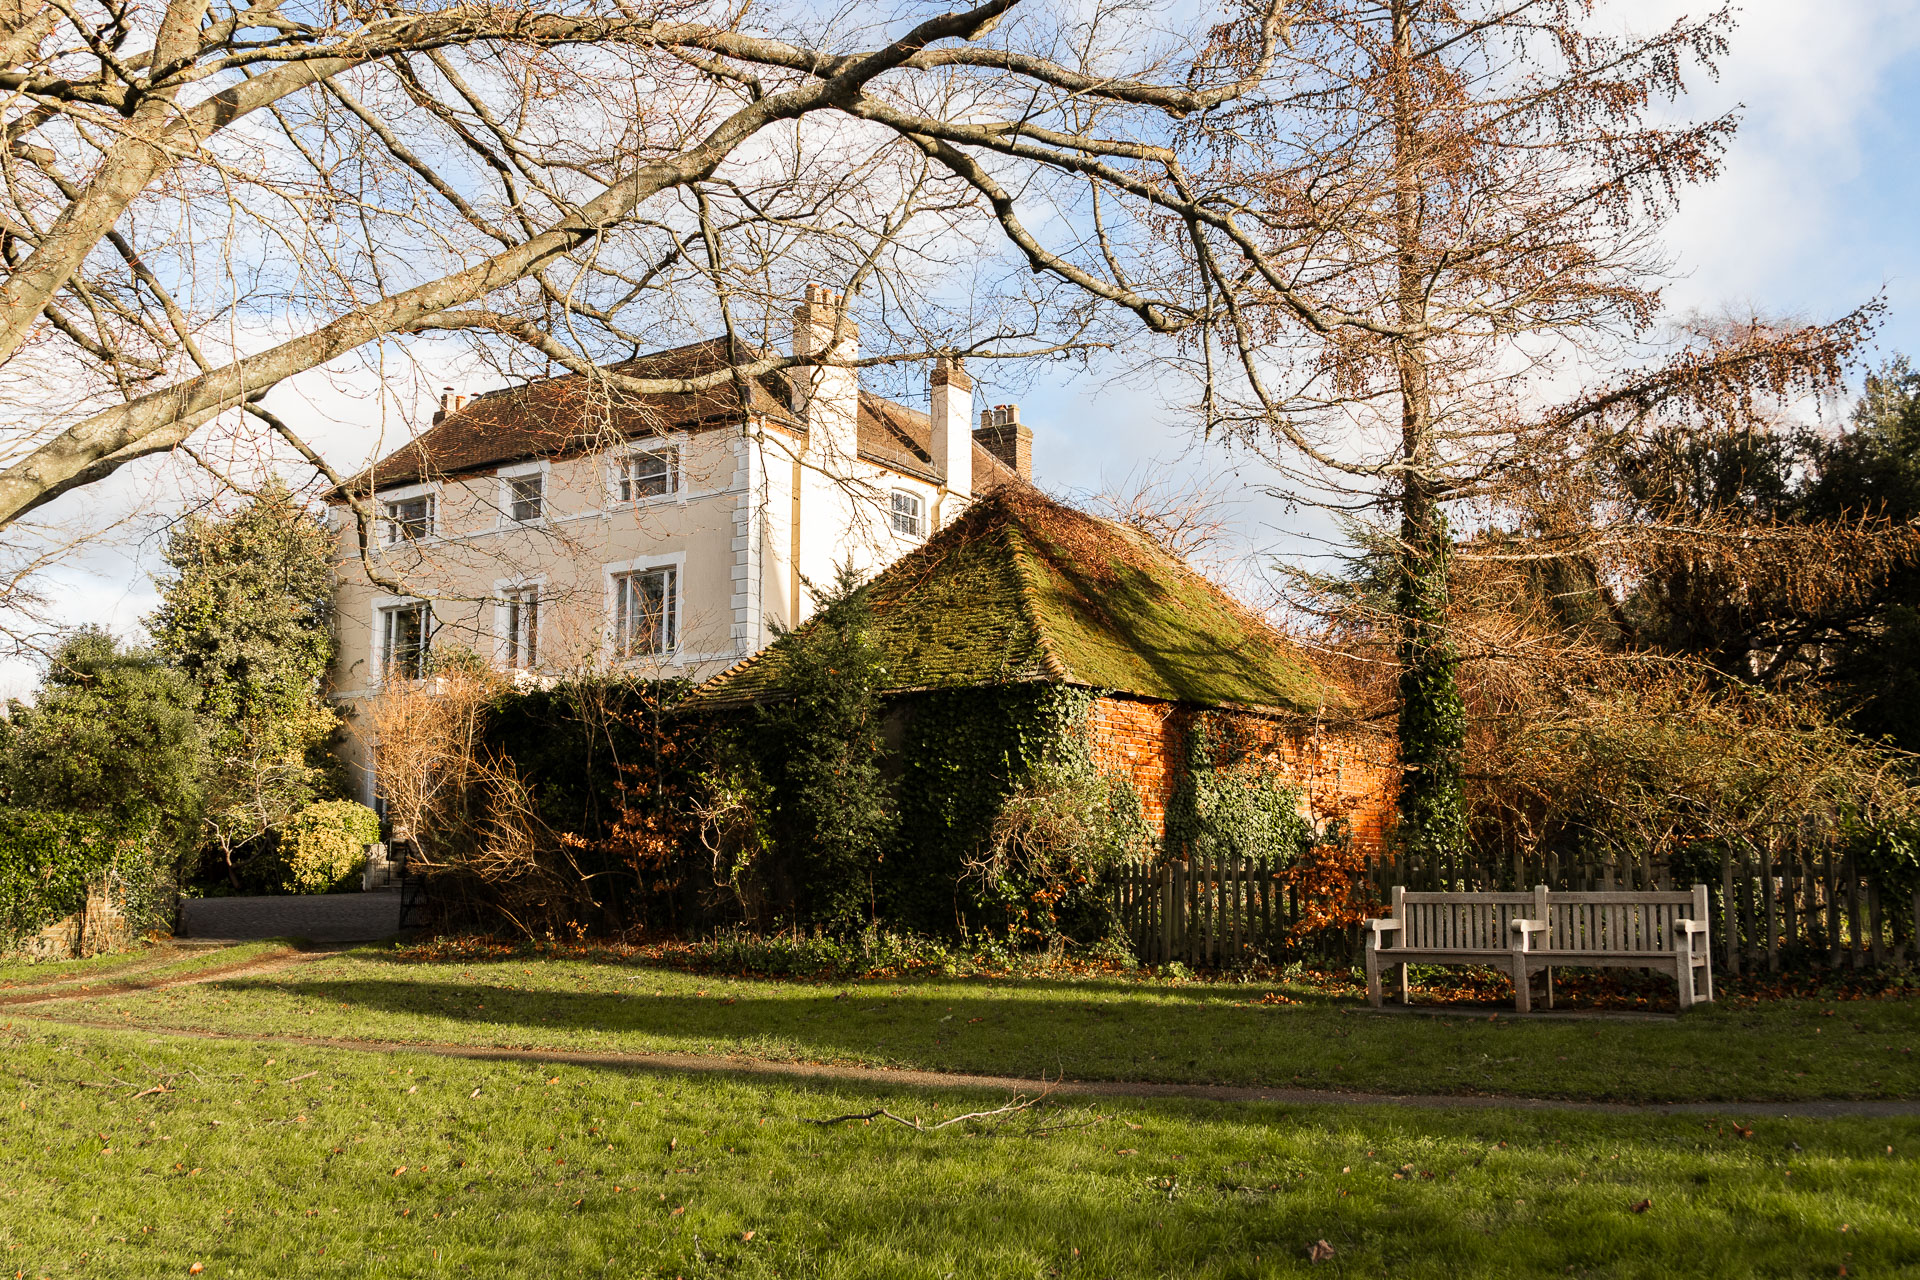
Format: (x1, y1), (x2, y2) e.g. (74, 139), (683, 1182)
(6, 0), (1920, 697)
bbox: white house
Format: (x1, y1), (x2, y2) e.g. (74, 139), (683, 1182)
(324, 286), (1034, 803)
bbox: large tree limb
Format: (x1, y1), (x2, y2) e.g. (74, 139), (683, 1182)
(0, 0), (1022, 526)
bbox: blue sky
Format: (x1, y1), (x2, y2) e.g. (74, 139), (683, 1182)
(1006, 1), (1920, 583)
(6, 0), (1920, 695)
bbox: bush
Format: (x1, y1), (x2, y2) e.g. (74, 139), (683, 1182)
(278, 800), (381, 894)
(0, 629), (203, 862)
(0, 807), (160, 946)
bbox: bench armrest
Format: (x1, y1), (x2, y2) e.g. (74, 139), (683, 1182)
(1364, 918), (1400, 949)
(1510, 918), (1548, 934)
(1674, 919), (1711, 952)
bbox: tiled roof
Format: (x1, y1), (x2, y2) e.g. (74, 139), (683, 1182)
(330, 338), (1002, 496)
(686, 485), (1347, 714)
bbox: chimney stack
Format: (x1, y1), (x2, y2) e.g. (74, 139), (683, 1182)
(431, 386), (467, 426)
(929, 356), (973, 499)
(789, 283), (860, 467)
(973, 403), (1032, 480)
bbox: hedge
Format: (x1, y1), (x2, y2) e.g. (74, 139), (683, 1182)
(0, 808), (148, 946)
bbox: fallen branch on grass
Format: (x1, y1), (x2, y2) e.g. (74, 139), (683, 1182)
(804, 1080), (1089, 1135)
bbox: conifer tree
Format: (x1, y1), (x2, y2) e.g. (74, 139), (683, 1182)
(148, 480), (339, 882)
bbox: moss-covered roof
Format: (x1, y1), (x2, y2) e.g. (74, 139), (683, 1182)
(687, 485), (1348, 714)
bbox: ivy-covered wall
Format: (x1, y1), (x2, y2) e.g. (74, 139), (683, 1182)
(886, 683), (1098, 934)
(1086, 695), (1398, 860)
(0, 808), (169, 957)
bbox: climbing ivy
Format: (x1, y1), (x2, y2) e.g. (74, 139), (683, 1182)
(0, 808), (158, 947)
(888, 683), (1098, 934)
(1164, 716), (1316, 866)
(1395, 509), (1469, 867)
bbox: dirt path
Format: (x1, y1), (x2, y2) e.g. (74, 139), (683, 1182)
(0, 946), (326, 1008)
(0, 946), (199, 994)
(16, 998), (1920, 1119)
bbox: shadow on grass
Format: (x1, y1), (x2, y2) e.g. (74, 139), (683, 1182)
(176, 965), (1787, 1097)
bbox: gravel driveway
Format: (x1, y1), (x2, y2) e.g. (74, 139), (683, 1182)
(178, 891), (405, 943)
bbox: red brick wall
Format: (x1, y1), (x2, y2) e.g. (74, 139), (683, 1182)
(1085, 694), (1398, 860)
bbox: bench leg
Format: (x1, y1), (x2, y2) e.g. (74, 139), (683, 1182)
(1544, 965), (1554, 1010)
(1675, 953), (1694, 1011)
(1511, 952), (1531, 1014)
(1366, 947), (1382, 1009)
(1395, 962), (1409, 1005)
(1698, 946), (1714, 1003)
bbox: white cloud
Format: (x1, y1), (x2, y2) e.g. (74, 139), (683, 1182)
(1656, 1), (1920, 348)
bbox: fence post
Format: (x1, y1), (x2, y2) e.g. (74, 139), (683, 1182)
(1202, 853), (1215, 967)
(1822, 847), (1840, 968)
(1762, 841), (1779, 972)
(1783, 842), (1799, 961)
(1868, 881), (1885, 968)
(1848, 854), (1865, 970)
(1720, 852), (1739, 976)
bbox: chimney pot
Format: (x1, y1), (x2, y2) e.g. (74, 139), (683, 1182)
(973, 401), (1033, 481)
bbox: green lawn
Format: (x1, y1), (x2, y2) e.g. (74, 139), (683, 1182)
(4, 1021), (1915, 1279)
(0, 943), (182, 988)
(24, 943), (1920, 1102)
(0, 941), (290, 995)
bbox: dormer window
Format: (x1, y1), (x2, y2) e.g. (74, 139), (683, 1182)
(505, 473), (543, 523)
(384, 494), (433, 543)
(890, 489), (925, 537)
(616, 446), (678, 503)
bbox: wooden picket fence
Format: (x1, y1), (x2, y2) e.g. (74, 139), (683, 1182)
(1112, 845), (1918, 972)
(1377, 844), (1918, 975)
(1112, 854), (1302, 967)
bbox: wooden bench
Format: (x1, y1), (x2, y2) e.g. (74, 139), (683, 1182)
(1364, 885), (1714, 1012)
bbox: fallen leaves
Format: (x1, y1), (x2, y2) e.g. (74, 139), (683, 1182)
(1630, 1199), (1653, 1214)
(1308, 1240), (1336, 1264)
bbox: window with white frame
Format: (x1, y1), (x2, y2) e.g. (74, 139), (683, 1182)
(501, 586), (540, 670)
(383, 494), (433, 543)
(504, 472), (543, 523)
(615, 446), (678, 503)
(612, 566), (677, 658)
(890, 489), (926, 537)
(380, 602), (432, 678)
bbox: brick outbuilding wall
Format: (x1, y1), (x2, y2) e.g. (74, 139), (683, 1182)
(1086, 694), (1398, 860)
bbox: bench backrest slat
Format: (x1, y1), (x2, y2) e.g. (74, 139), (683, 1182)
(1397, 891), (1534, 950)
(1391, 886), (1708, 953)
(1547, 890), (1698, 953)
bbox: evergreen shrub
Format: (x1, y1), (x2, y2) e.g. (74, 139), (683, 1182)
(0, 807), (160, 946)
(277, 800), (381, 894)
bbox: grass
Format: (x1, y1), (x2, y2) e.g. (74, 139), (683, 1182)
(0, 943), (179, 988)
(0, 941), (292, 994)
(24, 943), (1920, 1103)
(3, 1021), (1916, 1279)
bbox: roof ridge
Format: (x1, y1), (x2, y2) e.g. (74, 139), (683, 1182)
(1000, 519), (1073, 683)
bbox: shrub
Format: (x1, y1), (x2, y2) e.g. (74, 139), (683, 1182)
(736, 565), (894, 930)
(0, 807), (160, 946)
(278, 800), (381, 894)
(0, 629), (204, 862)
